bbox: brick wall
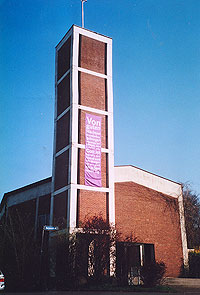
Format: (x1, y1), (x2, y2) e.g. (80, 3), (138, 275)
(53, 36), (71, 224)
(78, 190), (107, 226)
(56, 111), (70, 153)
(54, 191), (68, 228)
(54, 150), (69, 191)
(79, 35), (106, 74)
(38, 194), (51, 215)
(76, 34), (108, 225)
(79, 72), (107, 110)
(115, 181), (183, 277)
(10, 199), (36, 224)
(57, 74), (70, 116)
(57, 36), (71, 80)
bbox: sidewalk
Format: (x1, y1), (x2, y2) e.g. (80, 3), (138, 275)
(163, 277), (200, 294)
(3, 290), (200, 295)
(164, 277), (200, 287)
(3, 278), (200, 295)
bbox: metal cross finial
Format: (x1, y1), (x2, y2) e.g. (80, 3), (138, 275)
(81, 0), (87, 28)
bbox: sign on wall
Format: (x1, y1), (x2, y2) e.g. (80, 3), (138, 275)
(85, 113), (102, 187)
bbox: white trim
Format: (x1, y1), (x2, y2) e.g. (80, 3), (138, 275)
(50, 194), (54, 226)
(70, 116), (78, 183)
(68, 27), (79, 229)
(78, 66), (107, 79)
(78, 104), (109, 116)
(56, 69), (70, 85)
(69, 185), (77, 229)
(108, 119), (115, 224)
(55, 145), (71, 157)
(5, 182), (51, 208)
(73, 183), (110, 193)
(67, 189), (71, 228)
(67, 29), (74, 193)
(178, 191), (189, 268)
(55, 144), (109, 158)
(114, 166), (182, 198)
(107, 42), (113, 78)
(73, 25), (112, 45)
(107, 79), (113, 114)
(34, 197), (39, 239)
(50, 47), (59, 225)
(53, 186), (70, 196)
(0, 205), (5, 220)
(51, 29), (73, 225)
(56, 27), (73, 51)
(73, 30), (79, 69)
(56, 106), (71, 121)
(106, 41), (115, 226)
(140, 245), (144, 266)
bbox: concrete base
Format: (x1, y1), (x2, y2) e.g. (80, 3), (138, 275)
(164, 277), (200, 287)
(163, 277), (200, 294)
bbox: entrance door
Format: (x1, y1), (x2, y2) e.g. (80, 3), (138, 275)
(116, 242), (155, 285)
(116, 242), (141, 285)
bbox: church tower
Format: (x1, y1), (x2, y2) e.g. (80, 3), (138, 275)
(50, 25), (115, 232)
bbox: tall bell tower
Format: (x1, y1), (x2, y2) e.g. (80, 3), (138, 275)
(50, 25), (115, 232)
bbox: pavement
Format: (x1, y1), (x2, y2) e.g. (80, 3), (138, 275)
(0, 287), (200, 295)
(2, 278), (200, 295)
(163, 277), (200, 294)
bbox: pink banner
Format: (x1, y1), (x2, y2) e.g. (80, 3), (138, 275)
(85, 113), (102, 187)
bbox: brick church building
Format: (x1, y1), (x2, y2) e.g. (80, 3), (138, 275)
(0, 25), (188, 281)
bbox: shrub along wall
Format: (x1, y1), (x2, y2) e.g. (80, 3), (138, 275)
(188, 249), (200, 278)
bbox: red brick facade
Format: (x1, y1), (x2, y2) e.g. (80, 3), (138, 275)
(79, 72), (107, 110)
(115, 181), (183, 277)
(78, 190), (107, 226)
(76, 32), (109, 224)
(79, 35), (106, 74)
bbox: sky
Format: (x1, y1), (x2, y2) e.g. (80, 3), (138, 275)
(0, 0), (200, 202)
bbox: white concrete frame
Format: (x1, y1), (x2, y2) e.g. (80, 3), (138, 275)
(178, 191), (189, 268)
(50, 26), (115, 233)
(115, 165), (181, 198)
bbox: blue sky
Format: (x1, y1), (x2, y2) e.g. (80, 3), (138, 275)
(1, 0), (200, 201)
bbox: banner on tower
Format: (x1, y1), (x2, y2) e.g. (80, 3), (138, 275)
(85, 113), (102, 187)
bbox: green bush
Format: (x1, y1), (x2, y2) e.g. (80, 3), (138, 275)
(140, 261), (166, 287)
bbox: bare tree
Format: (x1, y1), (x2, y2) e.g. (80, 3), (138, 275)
(182, 184), (200, 248)
(0, 208), (40, 291)
(82, 215), (118, 283)
(53, 215), (119, 289)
